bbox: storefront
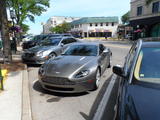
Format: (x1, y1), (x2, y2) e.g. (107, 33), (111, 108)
(130, 16), (160, 39)
(88, 29), (112, 37)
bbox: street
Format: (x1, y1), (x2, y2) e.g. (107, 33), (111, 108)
(27, 42), (131, 120)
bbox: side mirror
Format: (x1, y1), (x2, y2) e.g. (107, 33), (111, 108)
(112, 65), (125, 77)
(60, 43), (64, 47)
(103, 48), (109, 53)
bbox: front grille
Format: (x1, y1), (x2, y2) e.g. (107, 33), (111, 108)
(24, 53), (35, 58)
(42, 77), (75, 85)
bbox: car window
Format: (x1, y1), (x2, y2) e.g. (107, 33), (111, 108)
(63, 45), (98, 56)
(40, 38), (61, 46)
(61, 38), (76, 45)
(134, 47), (160, 84)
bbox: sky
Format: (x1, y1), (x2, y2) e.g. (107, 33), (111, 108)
(25, 0), (130, 35)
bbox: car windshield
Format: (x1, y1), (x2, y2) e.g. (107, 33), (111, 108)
(40, 38), (61, 46)
(134, 47), (160, 84)
(62, 45), (98, 56)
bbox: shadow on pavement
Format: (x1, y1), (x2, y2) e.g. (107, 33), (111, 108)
(33, 81), (89, 98)
(79, 75), (114, 120)
(27, 64), (41, 67)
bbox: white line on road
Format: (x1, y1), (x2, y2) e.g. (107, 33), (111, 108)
(93, 74), (117, 120)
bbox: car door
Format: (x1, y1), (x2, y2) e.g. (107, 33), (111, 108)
(116, 43), (138, 120)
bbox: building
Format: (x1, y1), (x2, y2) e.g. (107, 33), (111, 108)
(70, 17), (119, 38)
(130, 0), (160, 39)
(43, 16), (81, 34)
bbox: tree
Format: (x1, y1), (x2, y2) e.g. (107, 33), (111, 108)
(7, 0), (50, 30)
(0, 0), (12, 62)
(121, 11), (130, 25)
(50, 22), (71, 33)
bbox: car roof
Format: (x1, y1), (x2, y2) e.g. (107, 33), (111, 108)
(70, 42), (100, 46)
(141, 38), (160, 47)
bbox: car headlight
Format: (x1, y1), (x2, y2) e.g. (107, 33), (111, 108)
(36, 51), (43, 57)
(75, 70), (89, 78)
(36, 50), (51, 57)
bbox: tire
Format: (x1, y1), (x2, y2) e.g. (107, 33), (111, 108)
(93, 68), (101, 90)
(48, 53), (56, 59)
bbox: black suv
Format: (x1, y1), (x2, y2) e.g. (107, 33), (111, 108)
(113, 38), (160, 120)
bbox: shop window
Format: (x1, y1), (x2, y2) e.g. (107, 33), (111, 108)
(137, 6), (143, 16)
(152, 2), (160, 13)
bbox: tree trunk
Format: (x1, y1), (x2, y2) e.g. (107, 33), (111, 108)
(0, 0), (12, 62)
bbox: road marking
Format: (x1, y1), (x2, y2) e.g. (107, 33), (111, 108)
(93, 74), (117, 120)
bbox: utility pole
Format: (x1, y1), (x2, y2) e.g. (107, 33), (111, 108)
(0, 0), (12, 62)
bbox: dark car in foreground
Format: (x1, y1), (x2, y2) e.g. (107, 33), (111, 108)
(113, 39), (160, 120)
(39, 42), (112, 93)
(22, 37), (78, 64)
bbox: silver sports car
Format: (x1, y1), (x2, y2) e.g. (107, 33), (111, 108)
(39, 42), (112, 93)
(22, 36), (79, 64)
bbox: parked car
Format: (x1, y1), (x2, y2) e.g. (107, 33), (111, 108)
(22, 34), (48, 49)
(38, 42), (112, 93)
(113, 39), (160, 120)
(22, 37), (79, 64)
(22, 34), (73, 50)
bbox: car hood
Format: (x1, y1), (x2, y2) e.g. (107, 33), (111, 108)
(126, 84), (160, 120)
(26, 45), (56, 53)
(45, 55), (96, 78)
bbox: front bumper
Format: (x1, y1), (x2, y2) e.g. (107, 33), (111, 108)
(22, 55), (47, 64)
(39, 76), (96, 93)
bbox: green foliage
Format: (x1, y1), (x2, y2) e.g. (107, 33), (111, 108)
(121, 11), (130, 25)
(50, 22), (71, 33)
(21, 23), (30, 34)
(7, 0), (50, 33)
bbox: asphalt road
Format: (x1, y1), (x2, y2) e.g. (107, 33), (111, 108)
(28, 42), (131, 120)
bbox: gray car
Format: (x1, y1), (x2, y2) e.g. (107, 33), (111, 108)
(22, 37), (78, 64)
(38, 42), (112, 93)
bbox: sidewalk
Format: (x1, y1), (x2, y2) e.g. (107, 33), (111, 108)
(0, 47), (32, 120)
(0, 46), (22, 62)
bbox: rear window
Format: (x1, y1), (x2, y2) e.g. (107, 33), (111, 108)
(134, 47), (160, 84)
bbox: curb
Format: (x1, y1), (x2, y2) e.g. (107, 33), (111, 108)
(21, 65), (32, 120)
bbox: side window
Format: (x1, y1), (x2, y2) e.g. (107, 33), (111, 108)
(61, 39), (70, 45)
(70, 38), (77, 43)
(99, 44), (105, 54)
(61, 38), (77, 45)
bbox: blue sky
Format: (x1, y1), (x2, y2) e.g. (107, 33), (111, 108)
(26, 0), (130, 35)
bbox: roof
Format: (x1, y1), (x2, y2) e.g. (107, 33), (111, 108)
(71, 17), (119, 25)
(71, 42), (100, 46)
